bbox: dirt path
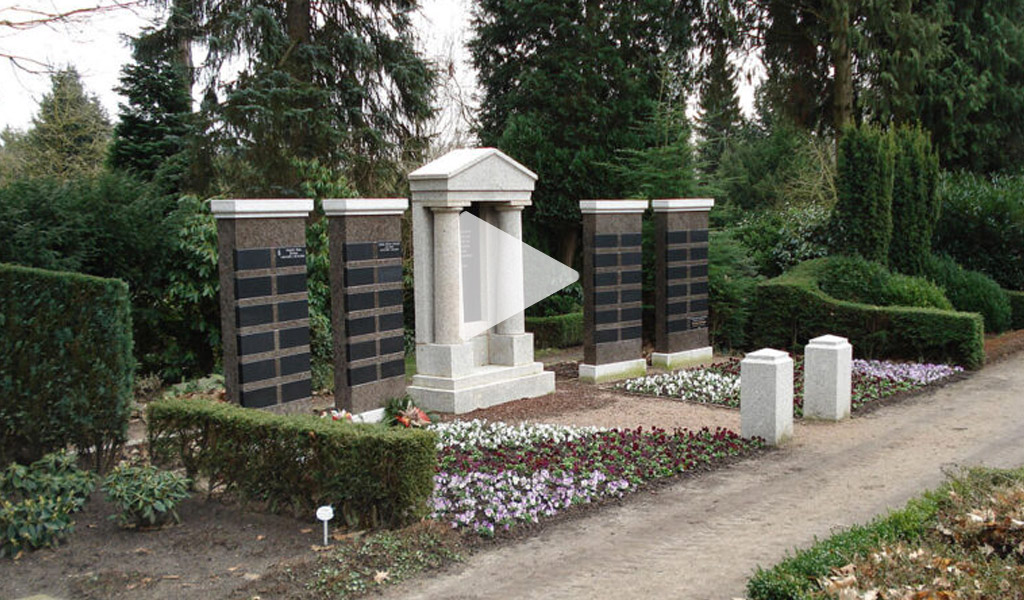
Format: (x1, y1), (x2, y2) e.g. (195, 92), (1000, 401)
(380, 353), (1024, 600)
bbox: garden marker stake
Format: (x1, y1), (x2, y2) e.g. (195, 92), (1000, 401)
(316, 505), (334, 546)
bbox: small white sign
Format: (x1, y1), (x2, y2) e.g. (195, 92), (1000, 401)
(316, 505), (334, 522)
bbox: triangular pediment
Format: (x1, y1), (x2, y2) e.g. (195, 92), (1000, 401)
(409, 148), (537, 191)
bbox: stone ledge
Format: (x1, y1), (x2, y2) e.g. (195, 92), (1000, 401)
(652, 346), (713, 370)
(579, 358), (647, 384)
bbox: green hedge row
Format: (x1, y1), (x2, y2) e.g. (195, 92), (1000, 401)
(0, 263), (134, 469)
(526, 312), (584, 349)
(748, 259), (985, 369)
(147, 398), (436, 528)
(1008, 291), (1024, 331)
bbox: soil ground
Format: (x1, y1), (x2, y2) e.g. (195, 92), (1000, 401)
(4, 335), (1024, 599)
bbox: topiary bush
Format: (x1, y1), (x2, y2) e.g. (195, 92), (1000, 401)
(830, 123), (895, 264)
(748, 258), (984, 369)
(934, 172), (1024, 291)
(0, 263), (134, 469)
(819, 255), (951, 310)
(102, 464), (191, 528)
(923, 254), (1011, 333)
(889, 125), (940, 276)
(148, 397), (436, 528)
(1009, 291), (1024, 331)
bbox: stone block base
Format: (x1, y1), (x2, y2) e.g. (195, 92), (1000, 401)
(489, 333), (535, 366)
(651, 346), (713, 370)
(578, 359), (647, 384)
(408, 362), (554, 414)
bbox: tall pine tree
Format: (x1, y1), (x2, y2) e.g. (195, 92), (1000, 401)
(696, 43), (743, 174)
(471, 0), (695, 265)
(176, 0), (435, 196)
(16, 68), (112, 180)
(109, 30), (193, 187)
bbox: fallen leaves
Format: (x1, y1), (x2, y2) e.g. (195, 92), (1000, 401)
(374, 570), (390, 584)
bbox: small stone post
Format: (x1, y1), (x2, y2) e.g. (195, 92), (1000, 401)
(803, 334), (853, 421)
(740, 348), (793, 445)
(324, 198), (409, 415)
(211, 199), (315, 409)
(651, 198), (714, 370)
(578, 199), (648, 384)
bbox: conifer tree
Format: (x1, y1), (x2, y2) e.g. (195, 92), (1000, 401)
(696, 43), (743, 174)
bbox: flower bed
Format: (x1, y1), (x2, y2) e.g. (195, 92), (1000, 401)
(618, 358), (962, 416)
(427, 420), (761, 536)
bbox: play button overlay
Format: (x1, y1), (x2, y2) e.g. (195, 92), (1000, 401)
(459, 211), (579, 340)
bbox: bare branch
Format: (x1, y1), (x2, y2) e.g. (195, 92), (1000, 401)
(0, 2), (142, 31)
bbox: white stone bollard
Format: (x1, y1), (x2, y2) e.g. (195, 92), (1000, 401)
(803, 334), (853, 421)
(740, 348), (793, 445)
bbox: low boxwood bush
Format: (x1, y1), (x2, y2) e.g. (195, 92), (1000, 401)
(102, 464), (191, 528)
(526, 312), (584, 349)
(923, 254), (1012, 333)
(819, 255), (951, 310)
(748, 258), (984, 369)
(0, 262), (134, 469)
(1009, 291), (1024, 331)
(0, 451), (95, 557)
(148, 398), (436, 528)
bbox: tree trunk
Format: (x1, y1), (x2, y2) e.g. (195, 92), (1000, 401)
(832, 2), (854, 134)
(557, 226), (580, 268)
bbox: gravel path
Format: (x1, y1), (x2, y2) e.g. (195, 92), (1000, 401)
(380, 352), (1024, 600)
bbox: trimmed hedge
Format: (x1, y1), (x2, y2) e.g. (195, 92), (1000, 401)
(1010, 291), (1024, 331)
(748, 259), (984, 369)
(526, 312), (584, 349)
(147, 398), (437, 528)
(923, 254), (1011, 333)
(0, 263), (134, 469)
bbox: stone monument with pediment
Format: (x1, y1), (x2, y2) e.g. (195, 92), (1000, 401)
(406, 148), (555, 413)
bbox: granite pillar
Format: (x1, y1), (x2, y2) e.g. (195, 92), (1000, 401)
(652, 198), (714, 370)
(211, 199), (314, 409)
(740, 348), (794, 446)
(324, 198), (409, 415)
(803, 334), (853, 421)
(579, 199), (648, 384)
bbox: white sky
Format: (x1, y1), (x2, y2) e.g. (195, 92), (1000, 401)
(0, 0), (754, 138)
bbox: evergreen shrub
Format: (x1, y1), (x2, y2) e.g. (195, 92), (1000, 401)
(831, 124), (895, 264)
(934, 173), (1024, 291)
(0, 452), (96, 557)
(923, 255), (1011, 333)
(889, 126), (940, 276)
(708, 230), (762, 349)
(148, 398), (436, 528)
(526, 312), (584, 349)
(0, 263), (134, 469)
(819, 255), (951, 310)
(1009, 291), (1024, 331)
(748, 259), (984, 369)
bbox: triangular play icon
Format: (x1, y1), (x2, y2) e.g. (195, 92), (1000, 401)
(459, 211), (579, 340)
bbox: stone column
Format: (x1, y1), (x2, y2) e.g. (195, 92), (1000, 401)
(578, 199), (648, 384)
(211, 199), (314, 410)
(652, 198), (714, 370)
(324, 198), (408, 415)
(432, 207), (463, 345)
(803, 334), (853, 421)
(740, 348), (794, 446)
(495, 205), (525, 335)
(490, 205), (533, 366)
